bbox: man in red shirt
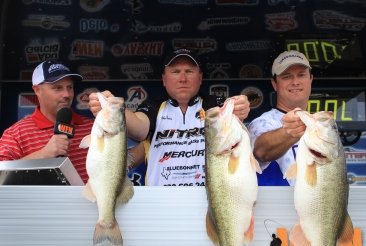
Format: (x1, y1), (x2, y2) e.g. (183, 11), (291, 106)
(0, 60), (94, 183)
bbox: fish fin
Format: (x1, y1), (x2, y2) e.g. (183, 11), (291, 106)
(96, 136), (105, 152)
(143, 136), (151, 164)
(289, 220), (311, 246)
(228, 155), (239, 174)
(116, 178), (134, 205)
(244, 212), (254, 243)
(205, 212), (219, 245)
(284, 163), (297, 180)
(79, 135), (91, 148)
(305, 162), (317, 186)
(250, 154), (262, 174)
(94, 219), (123, 246)
(97, 92), (108, 110)
(337, 212), (354, 244)
(82, 182), (97, 203)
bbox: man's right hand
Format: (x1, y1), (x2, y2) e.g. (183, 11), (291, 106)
(282, 108), (306, 139)
(88, 90), (114, 117)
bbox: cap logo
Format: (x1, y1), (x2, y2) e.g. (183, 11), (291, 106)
(48, 64), (70, 74)
(174, 48), (190, 55)
(279, 54), (304, 64)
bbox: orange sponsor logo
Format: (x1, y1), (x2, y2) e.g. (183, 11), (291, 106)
(58, 124), (73, 135)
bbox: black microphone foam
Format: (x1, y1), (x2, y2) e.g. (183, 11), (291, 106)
(56, 107), (72, 124)
(54, 107), (75, 138)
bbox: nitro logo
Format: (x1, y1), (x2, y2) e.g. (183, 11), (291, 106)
(70, 40), (103, 59)
(159, 150), (205, 162)
(80, 19), (108, 32)
(156, 127), (204, 140)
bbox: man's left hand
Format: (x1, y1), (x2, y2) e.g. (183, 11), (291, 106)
(231, 95), (250, 121)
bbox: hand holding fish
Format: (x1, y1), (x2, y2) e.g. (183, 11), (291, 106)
(282, 108), (306, 138)
(88, 90), (115, 117)
(230, 94), (250, 121)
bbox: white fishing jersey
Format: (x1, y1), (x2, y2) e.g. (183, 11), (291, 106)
(136, 94), (224, 186)
(248, 108), (297, 186)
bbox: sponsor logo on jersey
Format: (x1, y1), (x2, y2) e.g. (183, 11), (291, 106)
(159, 149), (205, 163)
(156, 127), (205, 140)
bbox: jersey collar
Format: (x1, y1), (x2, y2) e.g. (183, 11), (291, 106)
(31, 106), (85, 129)
(167, 94), (201, 107)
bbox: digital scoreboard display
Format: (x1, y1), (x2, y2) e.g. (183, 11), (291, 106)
(272, 32), (365, 77)
(308, 90), (366, 131)
(270, 89), (366, 131)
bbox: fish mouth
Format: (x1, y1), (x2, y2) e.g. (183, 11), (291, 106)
(309, 148), (327, 159)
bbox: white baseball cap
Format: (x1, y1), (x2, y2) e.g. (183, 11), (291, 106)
(272, 50), (311, 76)
(32, 60), (83, 85)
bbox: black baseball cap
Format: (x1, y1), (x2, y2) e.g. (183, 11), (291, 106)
(164, 48), (201, 68)
(32, 60), (83, 85)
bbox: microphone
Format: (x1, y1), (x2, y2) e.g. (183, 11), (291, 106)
(54, 107), (75, 139)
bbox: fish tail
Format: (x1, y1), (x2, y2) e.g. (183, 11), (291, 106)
(93, 219), (123, 246)
(337, 212), (354, 244)
(205, 212), (219, 245)
(289, 220), (311, 245)
(244, 212), (254, 243)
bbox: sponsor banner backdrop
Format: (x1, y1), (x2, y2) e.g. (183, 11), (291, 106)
(1, 1), (366, 81)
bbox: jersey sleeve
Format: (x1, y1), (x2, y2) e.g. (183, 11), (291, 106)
(248, 111), (283, 169)
(0, 128), (22, 161)
(135, 98), (161, 140)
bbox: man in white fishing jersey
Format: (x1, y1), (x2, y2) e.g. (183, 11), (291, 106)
(248, 50), (313, 186)
(88, 48), (250, 186)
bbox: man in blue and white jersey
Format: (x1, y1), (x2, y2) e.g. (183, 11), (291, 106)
(248, 50), (313, 186)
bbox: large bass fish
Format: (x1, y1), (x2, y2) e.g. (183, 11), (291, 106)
(205, 98), (262, 246)
(80, 93), (134, 246)
(284, 111), (353, 245)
